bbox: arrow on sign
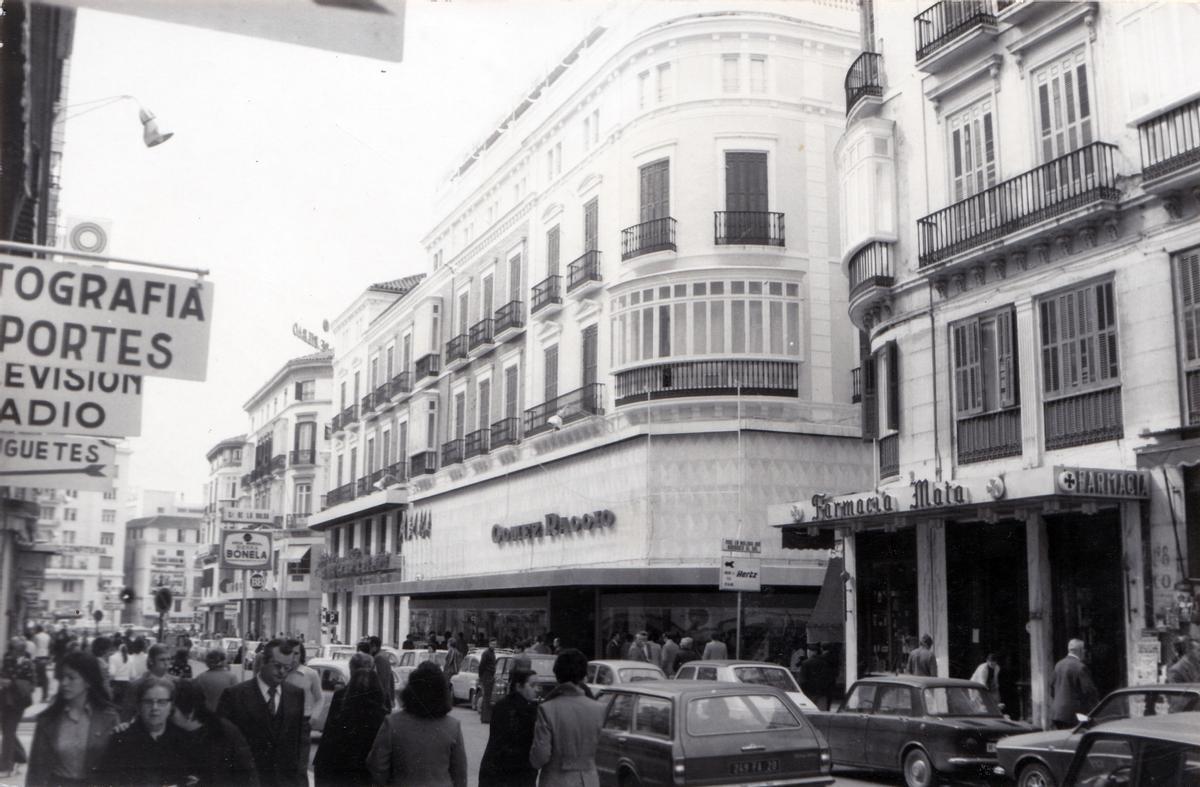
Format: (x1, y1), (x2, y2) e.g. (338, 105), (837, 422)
(0, 464), (108, 478)
(724, 560), (735, 568)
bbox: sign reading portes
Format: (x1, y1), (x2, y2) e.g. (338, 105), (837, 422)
(0, 433), (116, 492)
(220, 531), (273, 570)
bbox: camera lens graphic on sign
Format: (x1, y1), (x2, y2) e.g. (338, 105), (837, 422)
(220, 530), (273, 570)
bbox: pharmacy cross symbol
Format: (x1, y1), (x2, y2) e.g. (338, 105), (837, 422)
(1059, 470), (1078, 491)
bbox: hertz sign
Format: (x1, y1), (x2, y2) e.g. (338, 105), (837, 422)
(220, 530), (273, 570)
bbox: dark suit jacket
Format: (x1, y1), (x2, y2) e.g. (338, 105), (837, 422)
(1049, 654), (1099, 724)
(478, 693), (538, 787)
(96, 719), (199, 787)
(217, 678), (307, 787)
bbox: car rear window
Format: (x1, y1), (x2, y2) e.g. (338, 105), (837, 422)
(605, 693), (635, 732)
(634, 696), (672, 738)
(619, 667), (665, 683)
(687, 694), (802, 736)
(732, 666), (799, 693)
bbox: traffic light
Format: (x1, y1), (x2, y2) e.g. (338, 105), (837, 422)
(119, 587), (136, 604)
(153, 587), (173, 614)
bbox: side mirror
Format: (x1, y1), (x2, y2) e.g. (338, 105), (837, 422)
(1074, 712), (1091, 727)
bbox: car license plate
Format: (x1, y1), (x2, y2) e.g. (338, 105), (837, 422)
(730, 759), (779, 776)
(986, 742), (997, 753)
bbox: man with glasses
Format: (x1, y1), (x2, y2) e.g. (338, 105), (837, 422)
(218, 638), (307, 787)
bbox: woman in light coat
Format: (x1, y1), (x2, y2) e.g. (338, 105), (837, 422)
(529, 649), (606, 787)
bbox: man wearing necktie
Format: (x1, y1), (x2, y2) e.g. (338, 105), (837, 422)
(630, 631), (653, 663)
(218, 638), (308, 787)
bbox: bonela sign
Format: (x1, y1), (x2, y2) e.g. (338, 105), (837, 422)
(220, 530), (273, 570)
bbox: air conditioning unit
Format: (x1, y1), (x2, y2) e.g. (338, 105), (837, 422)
(63, 216), (113, 254)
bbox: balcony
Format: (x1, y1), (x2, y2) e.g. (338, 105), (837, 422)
(410, 450), (438, 477)
(1139, 97), (1200, 193)
(621, 217), (677, 261)
(329, 413), (342, 434)
(614, 360), (798, 406)
(324, 482), (356, 508)
(914, 0), (1004, 71)
(464, 427), (491, 459)
(956, 409), (1022, 464)
(844, 52), (883, 118)
(494, 299), (525, 340)
(532, 274), (564, 317)
(356, 477), (371, 497)
(289, 449), (315, 466)
(524, 383), (605, 437)
(713, 211), (786, 247)
(286, 513), (310, 528)
(917, 142), (1121, 270)
(445, 334), (469, 369)
(374, 381), (393, 412)
(567, 250), (603, 295)
(441, 438), (464, 468)
(490, 416), (520, 449)
(848, 241), (895, 299)
(1044, 387), (1123, 451)
(382, 461), (408, 486)
(878, 433), (899, 479)
(389, 372), (412, 400)
(851, 367), (862, 404)
(469, 318), (495, 353)
(340, 405), (358, 432)
(361, 391), (376, 416)
(415, 352), (441, 381)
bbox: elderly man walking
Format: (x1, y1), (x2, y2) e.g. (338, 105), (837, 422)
(1050, 638), (1099, 730)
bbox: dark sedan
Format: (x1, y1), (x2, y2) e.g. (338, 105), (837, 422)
(489, 653), (559, 709)
(595, 680), (833, 786)
(996, 683), (1200, 787)
(1060, 711), (1200, 786)
(807, 675), (1035, 787)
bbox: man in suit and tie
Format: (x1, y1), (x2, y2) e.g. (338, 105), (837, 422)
(1050, 638), (1100, 730)
(218, 638), (307, 787)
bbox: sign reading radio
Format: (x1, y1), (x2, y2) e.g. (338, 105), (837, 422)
(219, 531), (273, 570)
(492, 510), (616, 544)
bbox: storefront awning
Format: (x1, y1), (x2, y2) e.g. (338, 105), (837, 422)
(805, 558), (845, 643)
(285, 545), (312, 561)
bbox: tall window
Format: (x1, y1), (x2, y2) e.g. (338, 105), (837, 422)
(656, 63), (673, 102)
(952, 308), (1018, 416)
(398, 421), (408, 460)
(582, 325), (598, 387)
(370, 357), (379, 389)
(295, 379), (315, 401)
(385, 345), (395, 379)
(340, 381), (347, 410)
(102, 510), (116, 523)
(1039, 279), (1119, 398)
(948, 98), (997, 200)
(426, 401), (437, 450)
(458, 290), (470, 335)
(64, 508), (77, 521)
(382, 429), (392, 468)
(101, 531), (114, 545)
(749, 55), (767, 93)
(640, 160), (670, 225)
(547, 226), (561, 277)
(478, 380), (491, 429)
(402, 334), (412, 370)
(366, 436), (376, 474)
(544, 345), (559, 403)
(725, 152), (768, 212)
(722, 54), (740, 92)
(481, 274), (494, 319)
(1175, 247), (1200, 424)
(454, 391), (466, 439)
(294, 421), (316, 453)
(1034, 48), (1093, 162)
(638, 71), (650, 109)
(509, 254), (522, 303)
(295, 483), (312, 515)
(505, 365), (520, 419)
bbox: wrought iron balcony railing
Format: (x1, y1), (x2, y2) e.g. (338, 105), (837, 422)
(374, 382), (390, 406)
(621, 217), (677, 260)
(490, 416), (520, 448)
(714, 211), (785, 246)
(330, 413), (342, 433)
(914, 0), (1001, 62)
(956, 409), (1022, 464)
(845, 52), (883, 115)
(446, 334), (469, 365)
(532, 275), (563, 315)
(355, 477), (371, 497)
(384, 461), (408, 485)
(917, 142), (1120, 268)
(410, 450), (438, 477)
(324, 482), (356, 508)
(494, 300), (525, 336)
(851, 367), (862, 404)
(270, 454), (286, 473)
(1139, 96), (1200, 182)
(847, 241), (894, 298)
(464, 427), (491, 459)
(878, 433), (899, 478)
(340, 405), (358, 425)
(286, 513), (310, 528)
(614, 360), (798, 405)
(289, 449), (315, 466)
(524, 383), (605, 436)
(469, 318), (494, 351)
(389, 372), (411, 399)
(441, 438), (464, 467)
(567, 250), (602, 293)
(361, 392), (376, 414)
(415, 352), (441, 380)
(1044, 386), (1123, 451)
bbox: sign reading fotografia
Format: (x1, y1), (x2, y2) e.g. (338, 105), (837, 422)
(492, 509), (616, 545)
(220, 530), (273, 570)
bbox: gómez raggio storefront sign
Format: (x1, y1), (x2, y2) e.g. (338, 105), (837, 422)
(492, 509), (616, 545)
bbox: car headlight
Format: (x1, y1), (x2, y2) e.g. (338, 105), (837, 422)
(961, 736), (979, 752)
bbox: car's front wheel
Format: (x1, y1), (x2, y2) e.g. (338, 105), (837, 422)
(1018, 762), (1057, 787)
(902, 748), (938, 787)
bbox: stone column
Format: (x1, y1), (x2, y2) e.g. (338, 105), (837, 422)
(916, 519), (949, 675)
(1025, 513), (1053, 729)
(843, 532), (859, 687)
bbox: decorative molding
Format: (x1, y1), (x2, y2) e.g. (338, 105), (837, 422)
(1006, 2), (1097, 75)
(1163, 192), (1184, 221)
(1079, 224), (1097, 249)
(971, 265), (987, 287)
(934, 277), (949, 299)
(990, 257), (1007, 280)
(1010, 249), (1028, 272)
(952, 272), (967, 294)
(541, 201), (565, 223)
(576, 172), (603, 197)
(925, 54), (1003, 115)
(1103, 218), (1120, 242)
(1033, 241), (1051, 265)
(1055, 233), (1073, 257)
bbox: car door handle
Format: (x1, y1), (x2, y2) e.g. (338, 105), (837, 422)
(741, 744), (766, 752)
(616, 736), (628, 745)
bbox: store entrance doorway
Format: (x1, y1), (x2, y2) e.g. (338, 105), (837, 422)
(855, 529), (918, 676)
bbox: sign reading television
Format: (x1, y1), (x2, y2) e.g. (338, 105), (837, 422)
(220, 531), (273, 570)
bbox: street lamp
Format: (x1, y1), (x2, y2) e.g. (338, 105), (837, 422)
(56, 94), (174, 148)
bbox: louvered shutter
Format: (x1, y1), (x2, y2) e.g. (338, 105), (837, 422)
(640, 160), (670, 223)
(582, 325), (598, 387)
(505, 365), (519, 419)
(885, 340), (901, 431)
(547, 227), (561, 277)
(952, 322), (983, 416)
(584, 199), (599, 252)
(996, 309), (1019, 408)
(454, 392), (466, 439)
(861, 331), (878, 440)
(544, 346), (558, 404)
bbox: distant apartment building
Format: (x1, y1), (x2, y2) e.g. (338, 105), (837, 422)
(123, 513), (204, 628)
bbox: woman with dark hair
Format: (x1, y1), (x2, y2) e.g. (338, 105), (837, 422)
(172, 678), (258, 786)
(313, 665), (388, 786)
(168, 647), (193, 679)
(478, 667), (539, 787)
(25, 652), (120, 786)
(530, 649), (605, 787)
(367, 661), (466, 786)
(98, 676), (198, 786)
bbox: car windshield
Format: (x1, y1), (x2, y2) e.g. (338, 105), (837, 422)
(526, 656), (557, 674)
(733, 666), (799, 692)
(618, 667), (665, 683)
(687, 693), (802, 736)
(923, 686), (1002, 717)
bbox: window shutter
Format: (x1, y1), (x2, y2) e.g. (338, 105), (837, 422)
(996, 308), (1019, 408)
(582, 325), (598, 387)
(505, 366), (519, 419)
(1040, 298), (1060, 395)
(725, 152), (769, 213)
(547, 227), (560, 277)
(584, 199), (599, 251)
(885, 340), (901, 432)
(861, 331), (878, 441)
(1180, 250), (1200, 362)
(454, 392), (466, 439)
(639, 160), (669, 223)
(544, 346), (559, 403)
(952, 323), (983, 416)
(294, 382), (303, 400)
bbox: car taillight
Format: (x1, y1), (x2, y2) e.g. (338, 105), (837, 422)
(672, 758), (686, 785)
(819, 749), (831, 773)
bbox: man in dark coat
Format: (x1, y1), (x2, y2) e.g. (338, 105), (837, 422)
(906, 634), (938, 677)
(218, 638), (308, 787)
(801, 645), (835, 711)
(478, 666), (538, 786)
(479, 638), (499, 724)
(1049, 638), (1100, 729)
(368, 636), (395, 710)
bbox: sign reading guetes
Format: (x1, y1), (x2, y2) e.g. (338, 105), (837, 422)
(0, 433), (116, 492)
(220, 530), (273, 570)
(0, 256), (214, 381)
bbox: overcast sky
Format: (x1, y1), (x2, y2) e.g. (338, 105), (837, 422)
(58, 0), (609, 500)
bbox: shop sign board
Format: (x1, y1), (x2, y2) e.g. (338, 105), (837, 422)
(1134, 637), (1162, 687)
(0, 255), (214, 381)
(720, 556), (761, 592)
(492, 509), (616, 544)
(219, 508), (274, 525)
(249, 572), (266, 590)
(220, 530), (273, 570)
(722, 538), (762, 554)
(770, 475), (1006, 526)
(1, 367), (143, 436)
(1054, 467), (1149, 499)
(0, 433), (116, 492)
(223, 603), (240, 615)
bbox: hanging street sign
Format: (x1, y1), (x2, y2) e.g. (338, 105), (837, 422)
(0, 255), (214, 381)
(1, 366), (143, 436)
(219, 508), (275, 526)
(720, 556), (762, 592)
(0, 433), (115, 492)
(220, 530), (273, 570)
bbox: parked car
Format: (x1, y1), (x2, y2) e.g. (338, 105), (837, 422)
(673, 659), (819, 711)
(586, 660), (666, 695)
(1058, 711), (1200, 787)
(996, 683), (1200, 787)
(807, 675), (1035, 787)
(395, 649), (448, 690)
(307, 657), (351, 739)
(490, 653), (559, 708)
(313, 644), (357, 661)
(449, 649), (513, 709)
(594, 680), (833, 787)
